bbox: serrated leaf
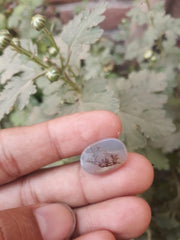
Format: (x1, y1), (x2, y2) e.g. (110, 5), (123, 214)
(59, 78), (119, 115)
(8, 5), (26, 29)
(0, 76), (36, 120)
(146, 147), (170, 170)
(0, 49), (24, 84)
(108, 70), (175, 150)
(26, 106), (51, 125)
(125, 2), (180, 62)
(155, 214), (180, 229)
(9, 110), (28, 127)
(60, 2), (107, 67)
(126, 5), (149, 26)
(163, 132), (180, 153)
(84, 45), (113, 80)
(0, 45), (38, 84)
(8, 1), (43, 38)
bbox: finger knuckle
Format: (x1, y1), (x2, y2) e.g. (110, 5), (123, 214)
(0, 132), (21, 182)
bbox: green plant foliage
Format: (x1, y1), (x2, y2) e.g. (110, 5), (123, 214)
(0, 75), (36, 119)
(0, 1), (180, 239)
(0, 44), (39, 83)
(60, 2), (107, 69)
(8, 0), (44, 38)
(59, 77), (119, 115)
(108, 70), (176, 151)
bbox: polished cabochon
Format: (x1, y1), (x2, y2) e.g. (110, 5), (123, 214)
(80, 138), (128, 174)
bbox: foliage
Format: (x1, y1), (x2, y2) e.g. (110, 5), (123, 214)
(0, 1), (180, 239)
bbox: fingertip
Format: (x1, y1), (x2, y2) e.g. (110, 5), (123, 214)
(127, 152), (154, 193)
(120, 197), (151, 239)
(70, 111), (122, 150)
(34, 203), (75, 240)
(74, 230), (116, 240)
(74, 196), (151, 240)
(99, 111), (122, 138)
(78, 111), (122, 140)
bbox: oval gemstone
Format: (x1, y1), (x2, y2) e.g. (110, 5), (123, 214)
(80, 138), (128, 174)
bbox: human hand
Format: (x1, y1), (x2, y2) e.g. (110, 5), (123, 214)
(0, 111), (154, 240)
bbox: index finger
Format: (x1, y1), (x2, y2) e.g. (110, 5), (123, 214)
(0, 111), (121, 184)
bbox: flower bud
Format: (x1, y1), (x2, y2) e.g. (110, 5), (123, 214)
(48, 47), (58, 57)
(31, 14), (46, 31)
(46, 67), (60, 82)
(11, 38), (21, 47)
(144, 49), (153, 60)
(151, 55), (157, 62)
(0, 29), (12, 50)
(121, 18), (127, 24)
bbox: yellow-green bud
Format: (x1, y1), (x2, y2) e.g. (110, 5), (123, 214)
(48, 47), (58, 57)
(121, 18), (127, 24)
(31, 14), (46, 31)
(0, 29), (12, 51)
(151, 55), (157, 62)
(144, 49), (153, 60)
(11, 38), (21, 47)
(46, 67), (60, 82)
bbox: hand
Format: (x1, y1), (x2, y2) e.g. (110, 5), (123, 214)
(0, 111), (154, 240)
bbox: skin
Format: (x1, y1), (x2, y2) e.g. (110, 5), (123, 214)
(0, 111), (154, 240)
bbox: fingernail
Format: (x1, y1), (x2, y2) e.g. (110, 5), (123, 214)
(34, 203), (75, 240)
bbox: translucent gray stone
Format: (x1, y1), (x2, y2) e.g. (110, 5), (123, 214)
(80, 138), (128, 174)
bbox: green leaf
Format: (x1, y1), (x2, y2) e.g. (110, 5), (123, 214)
(108, 70), (175, 150)
(125, 2), (180, 63)
(8, 5), (27, 29)
(59, 78), (119, 115)
(84, 43), (113, 80)
(163, 132), (180, 153)
(0, 76), (36, 120)
(9, 110), (28, 127)
(25, 78), (71, 125)
(127, 1), (165, 26)
(155, 214), (180, 229)
(144, 147), (170, 170)
(0, 45), (38, 84)
(30, 0), (44, 8)
(0, 49), (24, 84)
(26, 106), (51, 125)
(8, 4), (40, 38)
(126, 4), (149, 25)
(60, 2), (107, 66)
(0, 45), (42, 121)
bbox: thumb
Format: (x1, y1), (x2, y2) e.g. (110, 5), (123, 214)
(0, 203), (76, 240)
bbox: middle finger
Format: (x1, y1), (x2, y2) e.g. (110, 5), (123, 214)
(0, 153), (153, 210)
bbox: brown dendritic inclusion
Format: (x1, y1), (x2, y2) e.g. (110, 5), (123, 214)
(87, 154), (121, 168)
(80, 138), (128, 174)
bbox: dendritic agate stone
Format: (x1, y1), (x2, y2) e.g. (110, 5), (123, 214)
(80, 138), (128, 174)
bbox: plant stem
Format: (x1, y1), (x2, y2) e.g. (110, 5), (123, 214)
(147, 228), (152, 240)
(10, 42), (48, 69)
(43, 27), (59, 51)
(42, 27), (64, 67)
(145, 0), (151, 11)
(10, 40), (80, 92)
(145, 0), (154, 26)
(64, 72), (81, 93)
(32, 71), (46, 82)
(68, 65), (77, 79)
